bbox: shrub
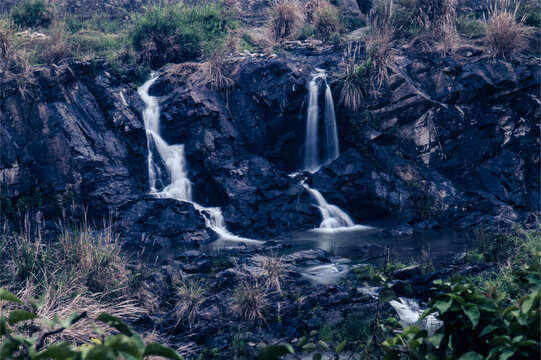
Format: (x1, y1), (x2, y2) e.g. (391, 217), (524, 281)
(132, 3), (235, 67)
(10, 0), (53, 29)
(313, 3), (340, 40)
(268, 0), (305, 42)
(485, 0), (530, 60)
(383, 259), (541, 359)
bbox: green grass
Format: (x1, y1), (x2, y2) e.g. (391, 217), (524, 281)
(131, 3), (236, 67)
(10, 0), (53, 29)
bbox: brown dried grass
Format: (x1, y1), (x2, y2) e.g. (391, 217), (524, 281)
(268, 0), (305, 42)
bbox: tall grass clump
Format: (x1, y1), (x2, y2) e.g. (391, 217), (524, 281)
(10, 0), (54, 29)
(253, 254), (290, 294)
(173, 276), (207, 330)
(366, 0), (395, 91)
(337, 44), (370, 112)
(268, 0), (305, 42)
(0, 18), (19, 73)
(132, 3), (236, 67)
(485, 0), (530, 60)
(314, 2), (341, 42)
(232, 276), (269, 325)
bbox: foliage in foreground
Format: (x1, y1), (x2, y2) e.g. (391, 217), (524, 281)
(0, 289), (182, 360)
(383, 259), (540, 359)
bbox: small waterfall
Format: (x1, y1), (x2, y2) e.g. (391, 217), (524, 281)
(138, 75), (249, 242)
(303, 69), (340, 173)
(298, 70), (356, 230)
(302, 182), (355, 229)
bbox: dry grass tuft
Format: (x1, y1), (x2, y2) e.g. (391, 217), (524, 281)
(485, 0), (530, 59)
(268, 0), (305, 42)
(203, 46), (237, 91)
(6, 280), (146, 345)
(366, 0), (395, 91)
(58, 218), (129, 295)
(232, 275), (269, 325)
(40, 21), (70, 65)
(173, 276), (207, 330)
(252, 253), (290, 294)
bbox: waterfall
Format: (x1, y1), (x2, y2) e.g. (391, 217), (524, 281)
(303, 69), (340, 173)
(299, 70), (357, 230)
(138, 75), (250, 242)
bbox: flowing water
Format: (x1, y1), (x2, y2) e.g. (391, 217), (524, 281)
(138, 75), (255, 242)
(300, 70), (358, 230)
(303, 69), (340, 172)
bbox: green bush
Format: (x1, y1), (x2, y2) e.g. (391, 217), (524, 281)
(132, 3), (235, 67)
(0, 289), (182, 360)
(383, 259), (540, 359)
(11, 0), (53, 29)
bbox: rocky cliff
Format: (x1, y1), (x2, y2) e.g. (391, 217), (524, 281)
(1, 44), (539, 245)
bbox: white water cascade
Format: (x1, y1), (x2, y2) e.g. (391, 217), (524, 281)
(138, 75), (251, 242)
(306, 186), (355, 228)
(299, 70), (361, 230)
(303, 69), (340, 173)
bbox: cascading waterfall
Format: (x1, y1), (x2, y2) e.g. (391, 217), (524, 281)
(303, 69), (340, 173)
(300, 70), (357, 230)
(138, 75), (249, 241)
(306, 186), (355, 228)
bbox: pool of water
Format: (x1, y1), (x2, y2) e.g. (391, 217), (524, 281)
(204, 227), (472, 269)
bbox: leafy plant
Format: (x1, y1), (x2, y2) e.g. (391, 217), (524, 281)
(383, 259), (540, 359)
(0, 289), (182, 360)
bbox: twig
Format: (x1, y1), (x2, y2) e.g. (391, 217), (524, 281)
(35, 311), (87, 350)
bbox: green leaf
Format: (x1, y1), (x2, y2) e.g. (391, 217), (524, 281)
(335, 340), (346, 353)
(428, 332), (444, 349)
(104, 335), (141, 359)
(97, 313), (135, 336)
(257, 344), (294, 360)
(317, 340), (329, 352)
(36, 342), (78, 359)
(297, 336), (307, 347)
(479, 325), (499, 337)
(0, 289), (21, 303)
(143, 343), (183, 360)
(502, 305), (518, 316)
(302, 343), (317, 352)
(0, 317), (11, 336)
(520, 295), (535, 313)
(499, 348), (516, 360)
(309, 330), (318, 337)
(312, 353), (323, 360)
(462, 305), (480, 328)
(446, 293), (465, 305)
(433, 298), (453, 314)
(83, 345), (117, 360)
(379, 289), (400, 303)
(8, 310), (38, 325)
(0, 337), (21, 358)
(458, 351), (483, 360)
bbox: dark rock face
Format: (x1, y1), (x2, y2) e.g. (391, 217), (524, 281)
(1, 46), (539, 245)
(327, 53), (540, 228)
(0, 63), (147, 218)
